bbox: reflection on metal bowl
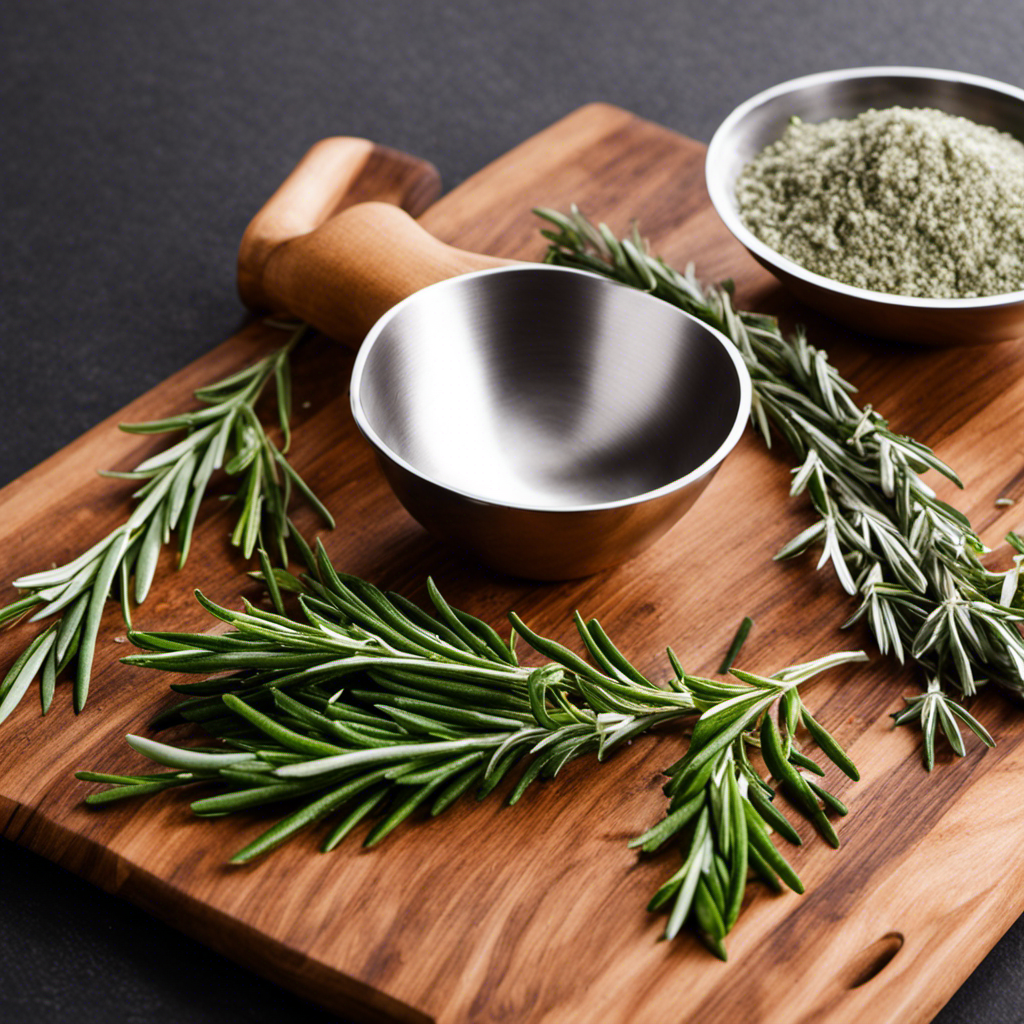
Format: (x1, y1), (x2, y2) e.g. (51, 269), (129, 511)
(350, 265), (751, 579)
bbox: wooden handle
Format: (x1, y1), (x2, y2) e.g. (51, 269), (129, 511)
(238, 138), (512, 346)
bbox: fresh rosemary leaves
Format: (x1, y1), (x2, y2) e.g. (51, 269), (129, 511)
(537, 207), (1007, 768)
(0, 325), (332, 724)
(78, 542), (695, 859)
(634, 651), (863, 958)
(78, 540), (863, 957)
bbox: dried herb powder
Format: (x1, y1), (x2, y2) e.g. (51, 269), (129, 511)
(735, 106), (1024, 298)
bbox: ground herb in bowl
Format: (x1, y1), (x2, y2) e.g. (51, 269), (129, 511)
(735, 106), (1024, 299)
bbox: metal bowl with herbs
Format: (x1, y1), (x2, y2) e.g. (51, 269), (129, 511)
(706, 66), (1024, 345)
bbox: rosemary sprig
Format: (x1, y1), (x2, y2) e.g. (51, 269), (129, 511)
(890, 675), (994, 770)
(633, 650), (864, 958)
(0, 325), (332, 723)
(77, 541), (862, 957)
(537, 206), (1009, 768)
(78, 541), (696, 860)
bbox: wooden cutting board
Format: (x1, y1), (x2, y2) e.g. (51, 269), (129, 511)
(3, 103), (1024, 1024)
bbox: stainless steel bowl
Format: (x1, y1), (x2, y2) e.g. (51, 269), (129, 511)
(350, 265), (751, 579)
(706, 67), (1024, 345)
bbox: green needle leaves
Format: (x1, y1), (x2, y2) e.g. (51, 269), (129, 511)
(537, 205), (1009, 770)
(0, 324), (332, 725)
(891, 676), (995, 770)
(635, 652), (865, 958)
(77, 541), (864, 958)
(79, 549), (696, 860)
(718, 616), (754, 675)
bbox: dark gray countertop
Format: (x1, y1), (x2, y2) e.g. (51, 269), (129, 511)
(2, 1), (1023, 1020)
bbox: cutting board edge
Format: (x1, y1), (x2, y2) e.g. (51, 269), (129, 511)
(5, 796), (437, 1024)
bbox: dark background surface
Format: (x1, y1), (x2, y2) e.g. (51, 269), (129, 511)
(2, 1), (1024, 1021)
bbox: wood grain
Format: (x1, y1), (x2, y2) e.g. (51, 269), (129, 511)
(3, 102), (1024, 1024)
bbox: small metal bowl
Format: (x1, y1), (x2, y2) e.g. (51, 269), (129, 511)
(350, 265), (751, 580)
(706, 67), (1024, 345)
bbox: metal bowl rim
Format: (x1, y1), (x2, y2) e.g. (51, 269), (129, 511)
(349, 264), (753, 514)
(706, 66), (1024, 310)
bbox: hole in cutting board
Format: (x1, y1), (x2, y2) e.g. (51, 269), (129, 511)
(842, 932), (905, 989)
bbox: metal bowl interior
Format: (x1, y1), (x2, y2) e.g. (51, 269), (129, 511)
(351, 266), (749, 513)
(706, 67), (1024, 344)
